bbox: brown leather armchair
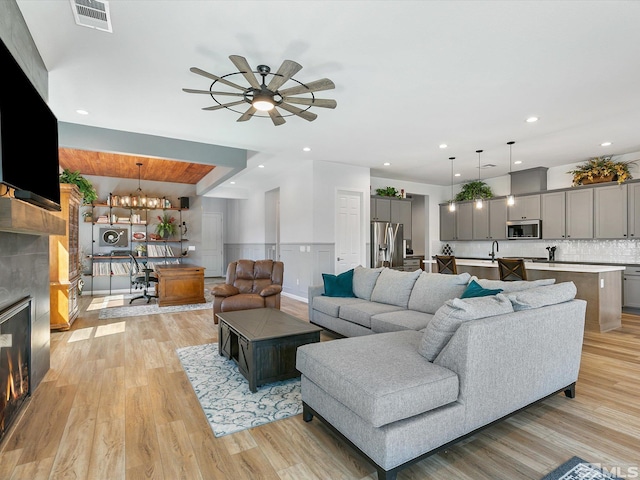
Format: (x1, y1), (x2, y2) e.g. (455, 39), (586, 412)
(212, 259), (284, 323)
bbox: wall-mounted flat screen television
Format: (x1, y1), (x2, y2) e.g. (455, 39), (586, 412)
(0, 37), (61, 211)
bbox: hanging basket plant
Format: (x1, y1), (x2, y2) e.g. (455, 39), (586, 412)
(454, 180), (493, 202)
(568, 156), (637, 186)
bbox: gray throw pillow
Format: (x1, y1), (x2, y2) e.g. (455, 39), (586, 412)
(408, 272), (471, 314)
(370, 268), (421, 308)
(506, 282), (577, 311)
(352, 265), (384, 300)
(471, 276), (556, 293)
(418, 294), (514, 361)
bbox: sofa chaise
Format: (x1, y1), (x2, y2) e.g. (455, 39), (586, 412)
(297, 266), (586, 480)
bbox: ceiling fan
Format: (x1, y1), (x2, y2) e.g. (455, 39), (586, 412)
(183, 55), (337, 126)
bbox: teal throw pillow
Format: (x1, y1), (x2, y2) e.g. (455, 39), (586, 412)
(322, 269), (355, 297)
(460, 279), (503, 299)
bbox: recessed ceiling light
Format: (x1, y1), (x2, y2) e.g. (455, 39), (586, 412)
(526, 116), (539, 123)
(258, 164), (265, 168)
(439, 144), (448, 149)
(383, 162), (391, 166)
(454, 173), (461, 177)
(514, 160), (523, 165)
(600, 142), (612, 147)
(303, 147), (311, 152)
(230, 181), (236, 185)
(76, 109), (89, 115)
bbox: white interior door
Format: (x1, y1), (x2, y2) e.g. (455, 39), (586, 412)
(335, 190), (362, 274)
(201, 212), (224, 277)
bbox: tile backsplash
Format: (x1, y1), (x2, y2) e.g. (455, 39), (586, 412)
(434, 239), (640, 265)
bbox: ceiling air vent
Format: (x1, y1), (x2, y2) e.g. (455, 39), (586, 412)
(69, 0), (112, 33)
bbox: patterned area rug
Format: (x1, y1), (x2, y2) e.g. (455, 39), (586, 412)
(542, 457), (623, 480)
(96, 290), (215, 319)
(176, 343), (301, 437)
(98, 298), (212, 319)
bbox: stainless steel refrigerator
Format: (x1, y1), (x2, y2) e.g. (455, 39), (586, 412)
(371, 222), (404, 269)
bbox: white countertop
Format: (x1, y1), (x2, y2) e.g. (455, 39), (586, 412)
(426, 258), (626, 273)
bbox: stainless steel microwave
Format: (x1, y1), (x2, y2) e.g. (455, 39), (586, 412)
(506, 219), (541, 239)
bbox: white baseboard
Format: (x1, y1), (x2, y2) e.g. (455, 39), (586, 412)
(282, 292), (308, 304)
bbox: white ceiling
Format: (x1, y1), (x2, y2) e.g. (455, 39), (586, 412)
(16, 0), (640, 192)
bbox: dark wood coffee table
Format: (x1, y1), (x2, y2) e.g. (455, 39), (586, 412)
(216, 308), (322, 392)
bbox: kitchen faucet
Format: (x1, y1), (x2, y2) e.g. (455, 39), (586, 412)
(489, 240), (499, 262)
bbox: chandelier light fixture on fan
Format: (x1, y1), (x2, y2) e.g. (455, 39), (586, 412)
(182, 55), (337, 126)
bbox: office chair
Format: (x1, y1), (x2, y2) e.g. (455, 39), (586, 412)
(435, 255), (457, 275)
(129, 254), (159, 303)
(497, 258), (528, 281)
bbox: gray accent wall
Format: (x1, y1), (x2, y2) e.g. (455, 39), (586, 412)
(280, 243), (334, 300)
(0, 233), (51, 389)
(0, 1), (52, 390)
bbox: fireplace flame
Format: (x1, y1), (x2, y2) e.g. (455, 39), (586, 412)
(5, 351), (24, 401)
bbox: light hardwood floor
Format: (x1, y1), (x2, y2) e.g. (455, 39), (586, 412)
(1, 288), (639, 480)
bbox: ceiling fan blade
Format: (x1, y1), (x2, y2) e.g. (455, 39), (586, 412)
(182, 88), (245, 97)
(268, 109), (286, 126)
(189, 67), (246, 91)
(237, 106), (257, 122)
(267, 60), (303, 92)
(278, 78), (335, 97)
(277, 103), (318, 122)
(229, 55), (261, 89)
(281, 97), (337, 109)
(202, 99), (248, 111)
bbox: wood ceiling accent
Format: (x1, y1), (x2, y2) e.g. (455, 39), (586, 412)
(58, 148), (215, 184)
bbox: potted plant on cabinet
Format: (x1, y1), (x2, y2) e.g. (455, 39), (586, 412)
(567, 156), (637, 187)
(59, 168), (98, 204)
(454, 180), (493, 202)
(375, 187), (401, 198)
(568, 156), (637, 186)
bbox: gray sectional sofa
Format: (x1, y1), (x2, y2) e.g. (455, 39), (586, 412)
(298, 266), (587, 480)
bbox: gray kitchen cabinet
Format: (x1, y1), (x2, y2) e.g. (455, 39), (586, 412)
(595, 184), (627, 239)
(541, 191), (566, 239)
(456, 202), (473, 240)
(473, 198), (507, 240)
(627, 183), (640, 238)
(371, 197), (391, 222)
(507, 194), (540, 220)
(472, 203), (489, 240)
(624, 265), (640, 308)
(542, 189), (593, 239)
(391, 198), (412, 240)
(488, 199), (508, 240)
(565, 188), (593, 239)
(439, 204), (457, 241)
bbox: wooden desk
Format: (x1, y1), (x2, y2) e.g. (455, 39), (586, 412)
(155, 264), (206, 307)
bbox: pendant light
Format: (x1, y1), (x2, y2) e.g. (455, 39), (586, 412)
(448, 157), (456, 212)
(506, 141), (515, 206)
(475, 149), (483, 209)
(132, 162), (146, 208)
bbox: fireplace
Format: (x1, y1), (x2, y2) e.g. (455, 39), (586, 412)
(0, 297), (31, 443)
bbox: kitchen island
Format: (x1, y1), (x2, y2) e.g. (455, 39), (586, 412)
(428, 258), (625, 333)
